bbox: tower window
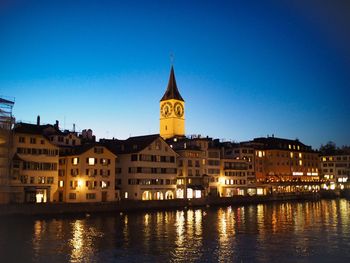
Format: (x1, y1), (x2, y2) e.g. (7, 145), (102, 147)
(165, 125), (167, 131)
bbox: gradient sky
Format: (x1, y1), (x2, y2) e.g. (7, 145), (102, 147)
(1, 0), (349, 149)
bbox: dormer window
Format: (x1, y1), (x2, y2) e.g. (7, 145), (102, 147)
(94, 147), (104, 154)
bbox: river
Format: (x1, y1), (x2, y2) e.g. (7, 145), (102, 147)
(0, 199), (349, 262)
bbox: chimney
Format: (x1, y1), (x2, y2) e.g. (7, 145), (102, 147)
(82, 129), (87, 138)
(55, 120), (59, 129)
(37, 115), (40, 126)
(87, 129), (92, 139)
(73, 123), (75, 132)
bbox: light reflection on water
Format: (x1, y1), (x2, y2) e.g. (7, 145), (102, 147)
(1, 199), (350, 262)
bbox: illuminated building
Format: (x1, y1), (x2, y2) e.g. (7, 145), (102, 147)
(221, 142), (256, 186)
(168, 136), (213, 199)
(159, 66), (185, 139)
(102, 135), (178, 200)
(218, 158), (248, 197)
(0, 97), (15, 204)
(320, 155), (349, 190)
(244, 136), (319, 183)
(206, 145), (221, 197)
(10, 121), (59, 203)
(59, 143), (117, 202)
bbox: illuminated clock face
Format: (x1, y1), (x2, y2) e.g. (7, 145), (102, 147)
(174, 102), (184, 117)
(161, 102), (173, 117)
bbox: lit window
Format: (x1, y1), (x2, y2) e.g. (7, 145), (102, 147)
(38, 177), (45, 184)
(288, 144), (291, 149)
(297, 145), (300, 150)
(59, 180), (64, 187)
(88, 158), (95, 165)
(299, 160), (303, 166)
(72, 157), (79, 165)
(124, 192), (128, 199)
(257, 188), (264, 195)
(36, 191), (46, 203)
(177, 179), (184, 185)
(176, 189), (184, 199)
(290, 152), (294, 158)
(101, 181), (107, 188)
(187, 188), (193, 198)
(194, 190), (201, 198)
(258, 151), (263, 158)
(299, 153), (302, 158)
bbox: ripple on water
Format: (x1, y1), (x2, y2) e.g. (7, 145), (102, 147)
(1, 199), (350, 262)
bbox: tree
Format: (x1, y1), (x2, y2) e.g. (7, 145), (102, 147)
(319, 141), (337, 155)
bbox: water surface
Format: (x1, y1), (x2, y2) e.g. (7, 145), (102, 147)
(0, 199), (349, 262)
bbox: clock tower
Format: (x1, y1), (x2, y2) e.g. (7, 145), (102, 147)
(160, 66), (185, 139)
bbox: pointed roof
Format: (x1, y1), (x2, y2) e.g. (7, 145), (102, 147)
(160, 66), (184, 102)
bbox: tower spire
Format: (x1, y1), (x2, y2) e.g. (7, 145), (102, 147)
(160, 66), (184, 102)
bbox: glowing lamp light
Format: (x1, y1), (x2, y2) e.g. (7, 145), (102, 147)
(77, 180), (83, 188)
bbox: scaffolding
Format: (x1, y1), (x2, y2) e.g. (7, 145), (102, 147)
(0, 97), (15, 204)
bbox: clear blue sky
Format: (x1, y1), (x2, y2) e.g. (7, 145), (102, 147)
(1, 0), (349, 149)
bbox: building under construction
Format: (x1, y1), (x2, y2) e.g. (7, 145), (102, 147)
(0, 97), (15, 204)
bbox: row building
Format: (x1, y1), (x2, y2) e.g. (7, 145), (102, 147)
(0, 67), (326, 204)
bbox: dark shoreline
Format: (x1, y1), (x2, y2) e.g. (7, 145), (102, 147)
(0, 192), (325, 217)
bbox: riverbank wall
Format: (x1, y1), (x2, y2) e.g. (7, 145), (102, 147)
(0, 192), (321, 217)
